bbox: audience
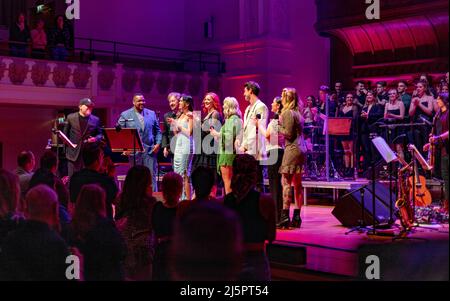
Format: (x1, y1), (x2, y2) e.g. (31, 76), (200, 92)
(49, 15), (71, 61)
(70, 184), (126, 281)
(69, 143), (118, 219)
(116, 165), (157, 281)
(9, 13), (30, 58)
(224, 154), (276, 281)
(171, 201), (243, 281)
(0, 185), (70, 281)
(0, 169), (23, 248)
(31, 19), (47, 59)
(28, 150), (71, 238)
(375, 81), (389, 107)
(152, 172), (183, 281)
(15, 150), (35, 199)
(177, 167), (217, 217)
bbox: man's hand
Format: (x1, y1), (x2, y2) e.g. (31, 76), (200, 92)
(122, 151), (132, 156)
(86, 137), (97, 143)
(423, 143), (431, 152)
(152, 144), (160, 154)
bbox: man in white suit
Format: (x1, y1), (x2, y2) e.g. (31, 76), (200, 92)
(236, 81), (268, 191)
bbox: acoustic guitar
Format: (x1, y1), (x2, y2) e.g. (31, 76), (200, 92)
(408, 163), (432, 207)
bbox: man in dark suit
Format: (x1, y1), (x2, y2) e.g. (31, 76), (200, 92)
(162, 92), (180, 159)
(118, 93), (162, 191)
(63, 98), (103, 177)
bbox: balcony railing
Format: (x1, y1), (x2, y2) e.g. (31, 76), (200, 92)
(0, 37), (225, 74)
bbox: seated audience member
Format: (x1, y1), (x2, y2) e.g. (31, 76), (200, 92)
(9, 13), (30, 58)
(0, 169), (23, 248)
(69, 143), (118, 219)
(0, 185), (70, 281)
(28, 150), (71, 237)
(151, 172), (183, 281)
(171, 201), (243, 281)
(15, 150), (35, 199)
(70, 184), (126, 281)
(224, 154), (276, 281)
(116, 166), (157, 281)
(49, 15), (71, 61)
(31, 19), (47, 59)
(177, 166), (217, 217)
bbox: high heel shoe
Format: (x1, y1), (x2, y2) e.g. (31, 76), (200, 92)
(290, 209), (302, 228)
(276, 209), (290, 229)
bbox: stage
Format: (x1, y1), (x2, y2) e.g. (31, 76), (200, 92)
(271, 206), (449, 280)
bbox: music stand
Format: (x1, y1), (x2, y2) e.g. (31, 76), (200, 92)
(370, 137), (398, 235)
(103, 128), (144, 166)
(328, 117), (352, 180)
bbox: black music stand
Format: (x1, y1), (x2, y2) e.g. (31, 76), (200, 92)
(103, 128), (144, 167)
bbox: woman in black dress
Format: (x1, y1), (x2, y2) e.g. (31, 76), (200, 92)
(384, 89), (405, 160)
(337, 93), (357, 177)
(191, 92), (223, 197)
(360, 91), (384, 171)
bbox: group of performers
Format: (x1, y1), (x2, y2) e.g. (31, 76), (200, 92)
(62, 78), (449, 230)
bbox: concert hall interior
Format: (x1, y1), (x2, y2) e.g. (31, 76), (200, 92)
(0, 0), (448, 283)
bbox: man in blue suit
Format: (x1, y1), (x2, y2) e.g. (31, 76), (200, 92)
(118, 93), (162, 191)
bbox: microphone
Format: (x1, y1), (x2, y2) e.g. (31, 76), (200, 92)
(273, 114), (279, 120)
(419, 115), (432, 126)
(256, 114), (261, 120)
(116, 118), (134, 132)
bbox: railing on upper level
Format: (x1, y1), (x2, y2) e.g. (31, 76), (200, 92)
(74, 37), (224, 74)
(0, 36), (225, 74)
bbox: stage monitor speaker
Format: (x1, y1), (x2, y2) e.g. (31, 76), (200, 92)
(332, 182), (395, 227)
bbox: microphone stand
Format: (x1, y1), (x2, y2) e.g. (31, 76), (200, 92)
(345, 184), (371, 235)
(118, 118), (136, 166)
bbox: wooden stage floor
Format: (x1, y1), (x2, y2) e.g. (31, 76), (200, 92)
(272, 206), (449, 280)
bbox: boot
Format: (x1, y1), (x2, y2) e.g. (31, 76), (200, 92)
(276, 209), (290, 229)
(290, 209), (302, 228)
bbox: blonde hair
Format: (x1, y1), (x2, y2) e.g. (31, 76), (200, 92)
(281, 87), (300, 113)
(223, 97), (242, 119)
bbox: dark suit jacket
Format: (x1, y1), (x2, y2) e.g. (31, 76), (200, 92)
(360, 104), (383, 134)
(63, 112), (103, 162)
(161, 111), (177, 151)
(118, 108), (162, 154)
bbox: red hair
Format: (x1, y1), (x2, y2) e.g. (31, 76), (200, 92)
(202, 92), (222, 115)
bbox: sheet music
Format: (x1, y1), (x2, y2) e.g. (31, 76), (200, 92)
(55, 130), (77, 149)
(372, 136), (397, 163)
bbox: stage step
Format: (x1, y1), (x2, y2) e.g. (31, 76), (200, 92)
(267, 242), (307, 266)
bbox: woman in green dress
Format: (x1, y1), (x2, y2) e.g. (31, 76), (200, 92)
(210, 97), (243, 195)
